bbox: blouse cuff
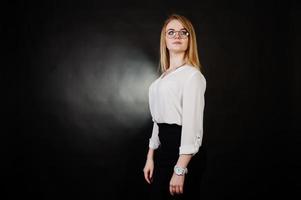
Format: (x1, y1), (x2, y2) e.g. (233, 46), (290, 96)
(179, 144), (199, 156)
(149, 138), (160, 149)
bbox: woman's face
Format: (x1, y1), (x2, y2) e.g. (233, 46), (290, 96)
(165, 19), (189, 53)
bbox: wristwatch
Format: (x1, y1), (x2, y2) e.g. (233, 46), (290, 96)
(174, 166), (188, 176)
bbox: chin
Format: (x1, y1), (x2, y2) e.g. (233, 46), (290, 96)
(169, 48), (186, 53)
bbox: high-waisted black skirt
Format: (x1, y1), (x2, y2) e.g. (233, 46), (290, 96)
(148, 123), (206, 200)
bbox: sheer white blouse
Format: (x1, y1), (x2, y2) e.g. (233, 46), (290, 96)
(148, 64), (206, 155)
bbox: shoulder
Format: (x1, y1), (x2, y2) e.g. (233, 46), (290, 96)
(148, 77), (160, 92)
(183, 65), (206, 84)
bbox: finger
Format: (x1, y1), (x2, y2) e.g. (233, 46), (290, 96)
(143, 172), (148, 183)
(147, 171), (152, 184)
(169, 185), (174, 196)
(175, 185), (180, 194)
(144, 171), (150, 184)
(150, 168), (153, 180)
(179, 185), (184, 194)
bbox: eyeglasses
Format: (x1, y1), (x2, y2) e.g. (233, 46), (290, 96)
(166, 29), (189, 39)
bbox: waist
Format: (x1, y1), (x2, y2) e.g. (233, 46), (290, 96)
(156, 123), (182, 157)
(157, 122), (182, 129)
(157, 123), (182, 139)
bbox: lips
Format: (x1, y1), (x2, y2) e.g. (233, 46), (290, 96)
(173, 41), (182, 44)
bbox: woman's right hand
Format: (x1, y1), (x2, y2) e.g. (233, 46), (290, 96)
(143, 158), (154, 184)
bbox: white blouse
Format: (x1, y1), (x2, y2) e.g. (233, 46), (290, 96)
(148, 64), (206, 155)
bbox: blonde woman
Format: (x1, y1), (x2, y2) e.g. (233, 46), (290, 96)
(143, 14), (207, 200)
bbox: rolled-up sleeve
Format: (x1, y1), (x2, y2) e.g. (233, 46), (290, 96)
(179, 72), (206, 155)
(148, 84), (160, 149)
(149, 121), (160, 149)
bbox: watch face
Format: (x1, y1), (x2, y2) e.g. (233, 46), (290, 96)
(175, 167), (184, 175)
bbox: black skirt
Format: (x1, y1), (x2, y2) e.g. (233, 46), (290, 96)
(148, 123), (205, 200)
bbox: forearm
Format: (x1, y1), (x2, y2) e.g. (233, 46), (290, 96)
(147, 148), (155, 160)
(175, 154), (193, 168)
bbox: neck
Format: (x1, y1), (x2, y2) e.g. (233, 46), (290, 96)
(169, 51), (186, 70)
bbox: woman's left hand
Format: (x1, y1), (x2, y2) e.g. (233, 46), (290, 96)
(169, 173), (185, 195)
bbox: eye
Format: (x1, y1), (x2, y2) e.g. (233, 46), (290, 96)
(180, 30), (188, 36)
(167, 30), (175, 35)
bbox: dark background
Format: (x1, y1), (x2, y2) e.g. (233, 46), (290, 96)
(8, 0), (300, 199)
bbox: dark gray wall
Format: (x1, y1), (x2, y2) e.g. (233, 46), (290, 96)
(10, 0), (300, 199)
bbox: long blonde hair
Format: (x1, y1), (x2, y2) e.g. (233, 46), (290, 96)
(158, 14), (202, 73)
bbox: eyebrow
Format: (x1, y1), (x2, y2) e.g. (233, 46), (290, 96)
(167, 28), (186, 31)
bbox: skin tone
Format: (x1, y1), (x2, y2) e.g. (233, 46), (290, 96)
(161, 20), (189, 78)
(143, 19), (193, 196)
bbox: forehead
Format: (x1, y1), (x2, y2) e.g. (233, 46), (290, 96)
(166, 19), (185, 30)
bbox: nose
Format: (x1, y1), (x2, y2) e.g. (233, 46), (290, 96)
(174, 32), (180, 39)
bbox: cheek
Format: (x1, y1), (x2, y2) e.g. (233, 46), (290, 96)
(184, 40), (189, 48)
(166, 38), (173, 48)
(181, 40), (189, 50)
